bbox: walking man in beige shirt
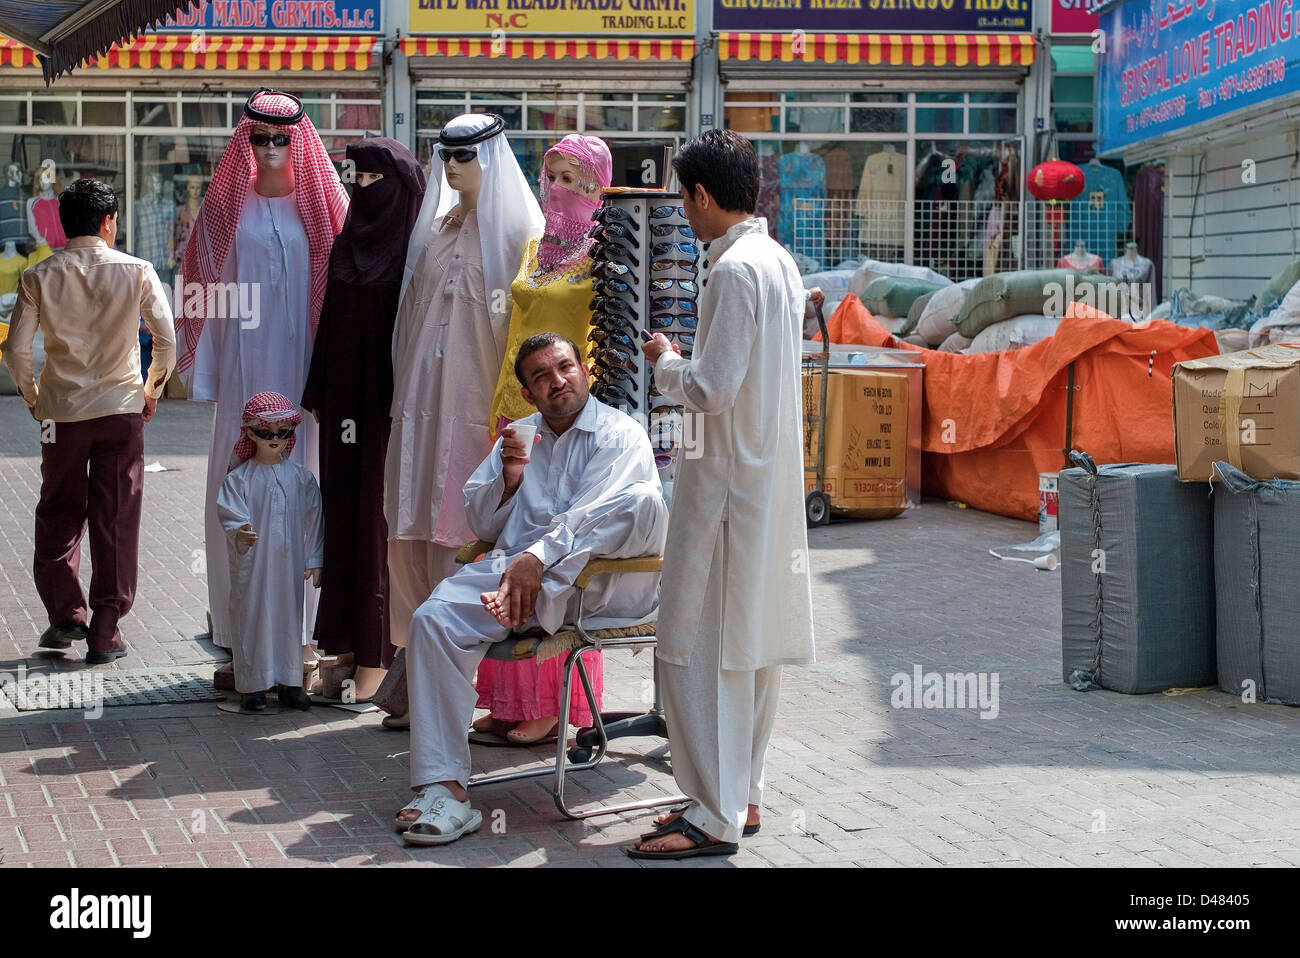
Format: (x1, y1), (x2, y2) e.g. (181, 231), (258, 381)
(1, 178), (176, 663)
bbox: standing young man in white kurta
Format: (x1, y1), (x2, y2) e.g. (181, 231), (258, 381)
(634, 129), (816, 860)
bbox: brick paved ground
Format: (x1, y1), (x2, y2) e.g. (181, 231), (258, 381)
(3, 394), (1300, 868)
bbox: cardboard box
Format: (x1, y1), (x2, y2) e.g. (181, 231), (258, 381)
(1173, 344), (1300, 482)
(804, 369), (908, 518)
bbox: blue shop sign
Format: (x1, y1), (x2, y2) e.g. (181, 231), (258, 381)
(153, 0), (381, 33)
(1098, 0), (1300, 153)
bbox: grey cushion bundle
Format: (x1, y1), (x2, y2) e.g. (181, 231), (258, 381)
(1211, 462), (1300, 703)
(1060, 454), (1216, 693)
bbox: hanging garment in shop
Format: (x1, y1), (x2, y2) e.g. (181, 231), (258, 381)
(1068, 162), (1130, 258)
(914, 150), (958, 270)
(0, 250), (24, 295)
(779, 150), (826, 264)
(1133, 163), (1165, 302)
(1057, 250), (1104, 272)
(0, 185), (26, 245)
(856, 149), (906, 250)
(133, 192), (175, 274)
(756, 152), (780, 241)
(31, 195), (65, 249)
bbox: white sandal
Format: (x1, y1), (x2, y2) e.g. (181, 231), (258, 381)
(401, 784), (483, 846)
(394, 785), (445, 833)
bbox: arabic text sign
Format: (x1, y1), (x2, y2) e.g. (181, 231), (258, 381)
(411, 0), (695, 34)
(156, 0), (382, 32)
(711, 0), (1031, 34)
(1098, 0), (1300, 153)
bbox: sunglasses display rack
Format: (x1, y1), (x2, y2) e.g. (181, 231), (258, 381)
(588, 192), (700, 499)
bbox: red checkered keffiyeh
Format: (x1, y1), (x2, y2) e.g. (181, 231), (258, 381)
(229, 391), (303, 472)
(176, 90), (349, 375)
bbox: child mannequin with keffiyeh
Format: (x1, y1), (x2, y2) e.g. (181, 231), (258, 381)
(217, 391), (325, 713)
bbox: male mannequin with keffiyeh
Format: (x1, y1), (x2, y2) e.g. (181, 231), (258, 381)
(174, 89), (347, 655)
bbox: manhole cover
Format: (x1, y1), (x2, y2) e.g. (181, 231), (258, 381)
(0, 669), (221, 711)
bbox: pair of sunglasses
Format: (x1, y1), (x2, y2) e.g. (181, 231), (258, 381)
(650, 278), (697, 294)
(650, 297), (697, 313)
(249, 426), (295, 440)
(249, 133), (290, 147)
(592, 311), (637, 333)
(651, 259), (699, 274)
(589, 327), (636, 348)
(595, 340), (638, 362)
(650, 313), (698, 331)
(591, 243), (640, 268)
(589, 294), (633, 314)
(651, 242), (697, 258)
(651, 205), (685, 219)
(594, 207), (639, 227)
(669, 332), (695, 346)
(437, 147), (478, 163)
(597, 261), (634, 279)
(593, 278), (638, 301)
(593, 222), (641, 248)
(593, 382), (638, 410)
(651, 223), (696, 239)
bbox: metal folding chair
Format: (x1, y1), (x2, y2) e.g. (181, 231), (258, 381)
(457, 540), (686, 820)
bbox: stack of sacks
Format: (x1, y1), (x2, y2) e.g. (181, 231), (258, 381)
(846, 257), (951, 305)
(954, 269), (1127, 341)
(1214, 329), (1250, 352)
(965, 315), (1062, 353)
(863, 275), (946, 334)
(1168, 288), (1250, 331)
(937, 331), (972, 352)
(916, 277), (982, 346)
(1212, 462), (1300, 703)
(1248, 276), (1300, 346)
(1254, 256), (1300, 314)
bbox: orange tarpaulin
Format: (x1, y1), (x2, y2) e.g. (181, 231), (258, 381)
(826, 295), (1220, 520)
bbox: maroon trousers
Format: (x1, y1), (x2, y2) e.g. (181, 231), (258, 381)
(34, 413), (144, 652)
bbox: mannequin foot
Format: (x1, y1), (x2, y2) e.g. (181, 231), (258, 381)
(505, 716), (559, 744)
(277, 684), (312, 711)
(351, 666), (387, 702)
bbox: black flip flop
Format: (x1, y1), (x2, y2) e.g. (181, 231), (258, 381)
(468, 729), (516, 748)
(641, 807), (759, 840)
(626, 816), (738, 860)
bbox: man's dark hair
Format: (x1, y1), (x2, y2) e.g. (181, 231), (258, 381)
(671, 129), (758, 214)
(515, 331), (581, 385)
(59, 178), (118, 240)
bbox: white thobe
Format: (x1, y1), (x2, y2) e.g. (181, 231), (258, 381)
(189, 192), (320, 649)
(217, 459), (325, 693)
(406, 396), (669, 790)
(652, 216), (816, 844)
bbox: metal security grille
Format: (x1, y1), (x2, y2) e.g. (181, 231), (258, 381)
(792, 197), (1136, 278)
(792, 197), (1026, 280)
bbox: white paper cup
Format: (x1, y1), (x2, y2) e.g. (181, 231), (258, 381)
(507, 422), (538, 461)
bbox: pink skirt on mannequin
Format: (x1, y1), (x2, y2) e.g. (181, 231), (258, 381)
(475, 653), (602, 726)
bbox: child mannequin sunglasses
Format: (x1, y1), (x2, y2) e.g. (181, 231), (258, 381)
(250, 133), (291, 147)
(249, 426), (296, 440)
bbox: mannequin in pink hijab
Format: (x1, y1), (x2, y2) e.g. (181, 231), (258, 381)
(479, 134), (614, 744)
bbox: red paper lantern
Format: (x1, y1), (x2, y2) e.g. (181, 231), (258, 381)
(1027, 160), (1085, 202)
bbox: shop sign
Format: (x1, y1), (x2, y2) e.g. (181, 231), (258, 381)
(156, 0), (382, 32)
(1098, 0), (1300, 153)
(410, 0), (695, 34)
(1051, 0), (1101, 35)
(711, 0), (1032, 34)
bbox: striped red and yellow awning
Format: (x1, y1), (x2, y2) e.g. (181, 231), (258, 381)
(0, 34), (377, 71)
(400, 36), (695, 61)
(717, 32), (1035, 67)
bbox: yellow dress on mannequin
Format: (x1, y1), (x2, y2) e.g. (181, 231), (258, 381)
(487, 237), (594, 438)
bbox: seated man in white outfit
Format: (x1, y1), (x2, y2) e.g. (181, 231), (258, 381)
(396, 331), (669, 845)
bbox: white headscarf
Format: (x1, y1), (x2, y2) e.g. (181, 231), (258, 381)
(400, 114), (544, 327)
